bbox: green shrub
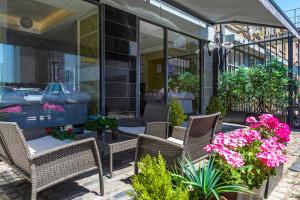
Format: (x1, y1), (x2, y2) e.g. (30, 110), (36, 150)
(168, 72), (200, 109)
(218, 60), (298, 114)
(205, 96), (227, 119)
(129, 154), (189, 200)
(168, 99), (187, 127)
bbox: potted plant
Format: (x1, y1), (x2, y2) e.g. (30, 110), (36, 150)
(204, 114), (291, 199)
(45, 125), (75, 141)
(206, 96), (227, 132)
(168, 99), (187, 134)
(218, 60), (296, 123)
(172, 156), (250, 200)
(85, 116), (118, 135)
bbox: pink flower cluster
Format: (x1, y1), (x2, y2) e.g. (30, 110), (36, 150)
(205, 144), (244, 168)
(0, 105), (22, 113)
(256, 137), (288, 167)
(205, 114), (290, 169)
(43, 102), (65, 112)
(205, 129), (261, 168)
(245, 114), (291, 143)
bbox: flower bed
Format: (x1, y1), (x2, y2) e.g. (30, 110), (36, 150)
(205, 114), (290, 198)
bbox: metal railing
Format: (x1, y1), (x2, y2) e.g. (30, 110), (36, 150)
(285, 8), (300, 28)
(225, 33), (300, 127)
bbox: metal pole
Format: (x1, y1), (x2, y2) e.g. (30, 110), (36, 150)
(163, 28), (168, 105)
(288, 32), (294, 126)
(100, 5), (106, 115)
(136, 18), (141, 117)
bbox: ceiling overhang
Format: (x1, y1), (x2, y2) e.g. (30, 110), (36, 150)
(163, 0), (300, 39)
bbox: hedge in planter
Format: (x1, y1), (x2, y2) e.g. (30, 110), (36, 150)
(218, 60), (298, 115)
(204, 114), (290, 198)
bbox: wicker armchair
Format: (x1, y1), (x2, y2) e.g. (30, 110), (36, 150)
(119, 104), (169, 127)
(135, 112), (220, 173)
(0, 122), (104, 200)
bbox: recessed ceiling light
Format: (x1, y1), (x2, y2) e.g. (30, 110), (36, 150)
(20, 16), (33, 29)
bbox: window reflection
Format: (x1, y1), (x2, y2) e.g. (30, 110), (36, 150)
(139, 20), (164, 115)
(0, 0), (99, 128)
(167, 31), (200, 115)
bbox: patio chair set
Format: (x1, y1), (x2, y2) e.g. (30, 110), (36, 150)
(0, 104), (220, 200)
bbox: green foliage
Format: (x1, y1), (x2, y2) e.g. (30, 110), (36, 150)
(85, 116), (118, 131)
(130, 154), (189, 200)
(206, 96), (227, 119)
(214, 140), (275, 190)
(46, 127), (75, 141)
(168, 99), (187, 127)
(168, 72), (200, 109)
(218, 60), (298, 114)
(172, 157), (250, 200)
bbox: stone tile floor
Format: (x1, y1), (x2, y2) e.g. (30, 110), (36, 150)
(266, 131), (300, 200)
(0, 130), (299, 200)
(0, 150), (136, 200)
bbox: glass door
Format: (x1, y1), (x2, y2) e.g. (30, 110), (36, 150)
(139, 20), (165, 116)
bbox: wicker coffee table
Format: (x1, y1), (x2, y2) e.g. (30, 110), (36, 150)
(96, 131), (137, 177)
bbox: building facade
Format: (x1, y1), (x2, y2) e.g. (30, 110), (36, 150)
(0, 0), (215, 128)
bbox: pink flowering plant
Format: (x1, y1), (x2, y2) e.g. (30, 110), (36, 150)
(0, 105), (22, 113)
(43, 102), (65, 112)
(205, 114), (290, 189)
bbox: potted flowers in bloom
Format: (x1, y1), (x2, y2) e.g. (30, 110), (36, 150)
(45, 125), (75, 141)
(204, 114), (290, 199)
(0, 105), (26, 127)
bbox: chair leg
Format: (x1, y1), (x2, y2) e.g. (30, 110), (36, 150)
(134, 162), (138, 175)
(31, 188), (37, 200)
(99, 171), (104, 196)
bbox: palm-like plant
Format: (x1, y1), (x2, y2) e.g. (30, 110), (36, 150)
(172, 157), (251, 200)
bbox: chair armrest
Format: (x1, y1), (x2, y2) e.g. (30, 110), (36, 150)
(135, 134), (183, 169)
(118, 118), (143, 127)
(29, 138), (102, 189)
(145, 122), (170, 139)
(172, 126), (186, 141)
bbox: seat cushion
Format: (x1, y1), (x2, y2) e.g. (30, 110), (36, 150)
(27, 136), (72, 155)
(167, 137), (184, 145)
(118, 126), (145, 135)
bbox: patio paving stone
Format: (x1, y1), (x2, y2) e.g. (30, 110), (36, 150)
(0, 130), (298, 199)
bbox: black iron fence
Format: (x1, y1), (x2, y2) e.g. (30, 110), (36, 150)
(224, 33), (300, 127)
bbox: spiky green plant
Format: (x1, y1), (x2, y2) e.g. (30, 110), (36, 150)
(172, 157), (251, 200)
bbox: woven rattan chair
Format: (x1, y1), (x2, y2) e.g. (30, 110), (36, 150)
(144, 122), (170, 139)
(118, 104), (169, 127)
(0, 122), (104, 200)
(135, 112), (220, 173)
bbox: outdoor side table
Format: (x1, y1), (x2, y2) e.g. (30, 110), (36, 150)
(96, 131), (137, 177)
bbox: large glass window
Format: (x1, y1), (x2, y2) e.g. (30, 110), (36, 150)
(139, 20), (164, 115)
(0, 0), (99, 128)
(105, 6), (137, 117)
(167, 31), (200, 114)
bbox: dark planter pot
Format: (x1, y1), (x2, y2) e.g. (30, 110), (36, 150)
(222, 164), (283, 200)
(224, 111), (248, 125)
(216, 118), (223, 132)
(264, 164), (284, 198)
(222, 181), (267, 200)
